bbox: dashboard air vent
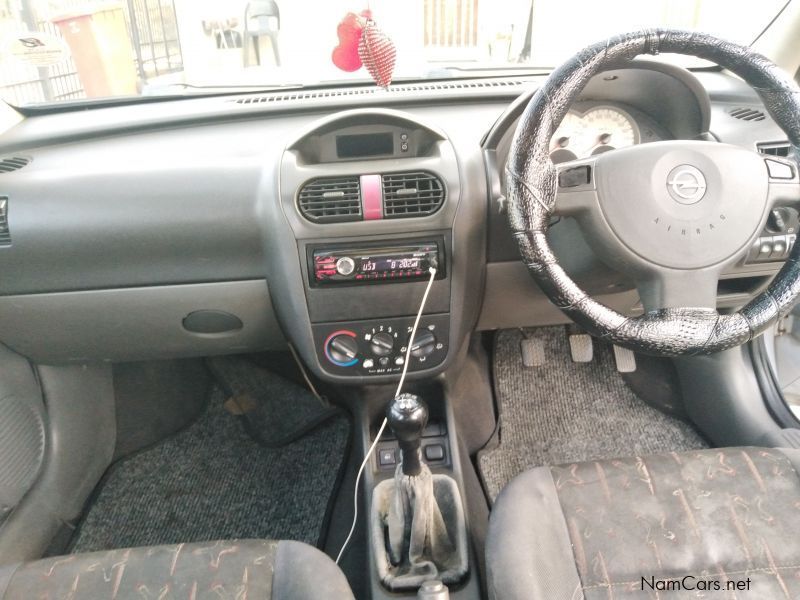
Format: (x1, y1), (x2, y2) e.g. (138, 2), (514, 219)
(0, 157), (29, 173)
(758, 142), (791, 157)
(298, 176), (362, 223)
(382, 171), (445, 218)
(0, 197), (10, 245)
(729, 107), (766, 122)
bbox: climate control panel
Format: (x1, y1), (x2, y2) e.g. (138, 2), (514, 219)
(313, 314), (450, 377)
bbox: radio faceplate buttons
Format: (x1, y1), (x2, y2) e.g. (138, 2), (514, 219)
(310, 241), (442, 286)
(336, 256), (356, 276)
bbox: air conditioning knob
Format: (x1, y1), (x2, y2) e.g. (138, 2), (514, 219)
(410, 329), (436, 358)
(326, 332), (359, 366)
(370, 331), (394, 356)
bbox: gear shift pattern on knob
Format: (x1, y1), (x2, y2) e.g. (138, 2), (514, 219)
(387, 393), (428, 476)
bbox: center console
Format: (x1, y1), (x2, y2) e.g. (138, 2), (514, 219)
(260, 108), (486, 384)
(255, 108), (486, 598)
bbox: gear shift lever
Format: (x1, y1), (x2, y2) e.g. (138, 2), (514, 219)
(387, 393), (428, 476)
(375, 392), (467, 589)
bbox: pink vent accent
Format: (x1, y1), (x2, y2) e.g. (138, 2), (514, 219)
(360, 174), (383, 220)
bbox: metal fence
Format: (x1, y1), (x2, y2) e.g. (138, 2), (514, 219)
(128, 0), (182, 81)
(0, 0), (183, 105)
(423, 0), (479, 49)
(0, 0), (85, 104)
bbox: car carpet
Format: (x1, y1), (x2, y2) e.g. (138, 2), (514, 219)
(477, 327), (709, 501)
(69, 358), (349, 552)
(206, 354), (342, 447)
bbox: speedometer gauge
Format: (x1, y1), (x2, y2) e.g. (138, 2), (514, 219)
(581, 107), (639, 155)
(550, 112), (587, 163)
(549, 106), (640, 162)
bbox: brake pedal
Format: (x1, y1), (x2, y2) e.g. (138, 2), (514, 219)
(613, 345), (637, 373)
(568, 333), (593, 363)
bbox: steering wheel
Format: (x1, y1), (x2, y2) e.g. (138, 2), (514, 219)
(506, 29), (800, 356)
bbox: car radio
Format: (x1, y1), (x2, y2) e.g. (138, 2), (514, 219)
(309, 241), (444, 286)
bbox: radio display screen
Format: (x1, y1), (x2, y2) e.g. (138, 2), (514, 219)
(361, 256), (423, 273)
(336, 133), (394, 158)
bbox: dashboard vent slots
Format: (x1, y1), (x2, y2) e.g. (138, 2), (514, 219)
(758, 142), (791, 157)
(0, 197), (10, 245)
(0, 157), (29, 173)
(382, 171), (445, 218)
(233, 78), (524, 105)
(297, 176), (362, 223)
(729, 107), (766, 122)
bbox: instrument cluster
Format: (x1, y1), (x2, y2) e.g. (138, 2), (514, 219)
(550, 105), (643, 163)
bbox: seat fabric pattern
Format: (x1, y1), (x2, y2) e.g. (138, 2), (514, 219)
(488, 447), (800, 599)
(1, 540), (276, 599)
(556, 447), (800, 598)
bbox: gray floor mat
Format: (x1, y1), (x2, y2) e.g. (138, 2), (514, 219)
(70, 386), (349, 552)
(207, 355), (339, 447)
(478, 327), (708, 501)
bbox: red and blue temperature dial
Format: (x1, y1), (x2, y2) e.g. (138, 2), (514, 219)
(324, 330), (359, 367)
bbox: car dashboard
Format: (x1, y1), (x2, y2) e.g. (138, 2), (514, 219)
(0, 60), (793, 383)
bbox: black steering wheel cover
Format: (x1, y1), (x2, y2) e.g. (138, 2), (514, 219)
(506, 29), (800, 356)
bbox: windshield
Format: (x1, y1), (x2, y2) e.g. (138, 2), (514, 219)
(0, 0), (789, 107)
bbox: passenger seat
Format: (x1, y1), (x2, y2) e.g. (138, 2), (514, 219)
(0, 539), (354, 599)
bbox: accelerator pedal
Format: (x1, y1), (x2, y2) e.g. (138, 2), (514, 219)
(613, 345), (637, 373)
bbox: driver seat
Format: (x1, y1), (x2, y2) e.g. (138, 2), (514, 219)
(486, 447), (800, 599)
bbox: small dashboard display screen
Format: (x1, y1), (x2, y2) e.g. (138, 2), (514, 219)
(336, 133), (394, 158)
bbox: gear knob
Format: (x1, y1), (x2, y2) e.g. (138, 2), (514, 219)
(387, 393), (428, 476)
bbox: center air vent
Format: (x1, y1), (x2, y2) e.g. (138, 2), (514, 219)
(729, 107), (766, 122)
(382, 171), (445, 218)
(0, 157), (29, 173)
(297, 176), (362, 223)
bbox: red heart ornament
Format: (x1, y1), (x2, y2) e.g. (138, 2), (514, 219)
(332, 11), (373, 72)
(358, 21), (396, 88)
(332, 41), (362, 72)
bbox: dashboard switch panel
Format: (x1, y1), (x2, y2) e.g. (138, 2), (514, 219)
(745, 207), (799, 264)
(312, 314), (450, 377)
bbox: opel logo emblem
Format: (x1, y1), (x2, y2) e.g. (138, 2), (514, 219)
(667, 165), (707, 205)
